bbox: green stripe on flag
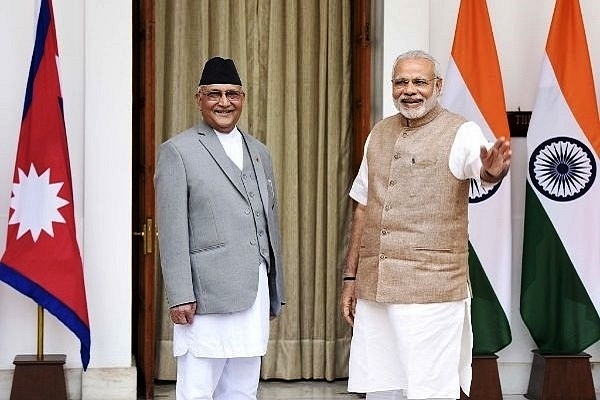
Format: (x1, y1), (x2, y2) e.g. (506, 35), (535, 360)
(521, 183), (600, 354)
(468, 242), (511, 354)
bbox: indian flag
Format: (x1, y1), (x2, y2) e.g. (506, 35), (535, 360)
(520, 0), (600, 354)
(440, 0), (511, 354)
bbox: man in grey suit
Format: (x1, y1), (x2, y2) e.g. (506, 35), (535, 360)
(155, 56), (285, 400)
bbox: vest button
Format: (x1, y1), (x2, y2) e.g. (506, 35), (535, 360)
(250, 239), (257, 246)
(384, 204), (391, 211)
(249, 191), (255, 198)
(244, 208), (251, 215)
(381, 229), (387, 235)
(394, 153), (400, 160)
(389, 180), (395, 186)
(379, 254), (386, 260)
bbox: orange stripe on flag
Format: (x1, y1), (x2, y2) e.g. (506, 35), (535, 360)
(546, 0), (600, 155)
(451, 0), (509, 139)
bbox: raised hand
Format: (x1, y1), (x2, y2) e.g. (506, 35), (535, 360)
(480, 137), (511, 181)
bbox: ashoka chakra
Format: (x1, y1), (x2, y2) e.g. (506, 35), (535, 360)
(529, 136), (596, 202)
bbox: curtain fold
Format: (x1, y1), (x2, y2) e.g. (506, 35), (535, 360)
(154, 0), (353, 380)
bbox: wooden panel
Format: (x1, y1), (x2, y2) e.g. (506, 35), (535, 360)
(132, 0), (156, 398)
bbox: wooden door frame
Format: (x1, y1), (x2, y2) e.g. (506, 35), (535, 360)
(351, 0), (372, 174)
(132, 0), (155, 399)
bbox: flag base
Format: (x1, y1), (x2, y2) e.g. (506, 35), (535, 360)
(460, 354), (502, 400)
(525, 350), (595, 400)
(10, 354), (68, 400)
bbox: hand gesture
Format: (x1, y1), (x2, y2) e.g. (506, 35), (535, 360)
(480, 136), (511, 181)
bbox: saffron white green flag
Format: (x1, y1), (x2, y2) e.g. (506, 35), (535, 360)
(440, 0), (511, 354)
(520, 0), (600, 354)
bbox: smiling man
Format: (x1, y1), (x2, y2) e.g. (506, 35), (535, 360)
(155, 57), (285, 400)
(339, 50), (511, 400)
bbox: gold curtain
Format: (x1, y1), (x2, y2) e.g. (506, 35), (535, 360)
(154, 0), (353, 380)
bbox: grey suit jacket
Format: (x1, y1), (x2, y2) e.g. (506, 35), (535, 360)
(155, 122), (285, 317)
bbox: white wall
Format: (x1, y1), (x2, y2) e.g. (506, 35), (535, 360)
(0, 0), (133, 398)
(380, 0), (600, 395)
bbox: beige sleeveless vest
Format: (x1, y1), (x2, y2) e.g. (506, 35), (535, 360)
(356, 104), (470, 303)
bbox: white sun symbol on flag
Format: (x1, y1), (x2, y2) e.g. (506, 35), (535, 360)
(8, 163), (69, 242)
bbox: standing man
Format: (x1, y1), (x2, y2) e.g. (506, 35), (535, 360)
(340, 50), (511, 400)
(155, 56), (285, 400)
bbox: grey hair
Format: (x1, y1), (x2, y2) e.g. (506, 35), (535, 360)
(391, 50), (441, 79)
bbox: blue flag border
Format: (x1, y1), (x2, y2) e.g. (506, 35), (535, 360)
(0, 262), (90, 369)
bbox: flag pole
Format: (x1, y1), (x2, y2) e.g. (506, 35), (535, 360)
(37, 305), (44, 359)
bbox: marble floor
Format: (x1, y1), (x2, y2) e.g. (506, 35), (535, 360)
(149, 379), (532, 399)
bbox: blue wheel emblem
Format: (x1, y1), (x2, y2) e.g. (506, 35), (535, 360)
(469, 178), (501, 203)
(529, 136), (596, 202)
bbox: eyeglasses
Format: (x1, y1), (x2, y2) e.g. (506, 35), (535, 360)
(200, 89), (245, 102)
(391, 77), (438, 89)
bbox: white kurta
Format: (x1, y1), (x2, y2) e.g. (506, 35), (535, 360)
(347, 120), (488, 398)
(173, 262), (270, 358)
(173, 127), (271, 359)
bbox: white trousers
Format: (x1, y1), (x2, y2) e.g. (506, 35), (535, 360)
(176, 352), (261, 400)
(366, 391), (454, 400)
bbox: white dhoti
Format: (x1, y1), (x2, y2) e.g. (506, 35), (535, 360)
(348, 298), (472, 400)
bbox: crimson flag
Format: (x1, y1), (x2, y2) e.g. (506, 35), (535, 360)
(0, 0), (90, 369)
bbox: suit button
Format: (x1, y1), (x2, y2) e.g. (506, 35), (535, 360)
(244, 208), (251, 215)
(250, 239), (257, 246)
(379, 254), (386, 260)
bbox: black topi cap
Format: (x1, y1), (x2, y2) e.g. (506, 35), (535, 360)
(198, 57), (242, 86)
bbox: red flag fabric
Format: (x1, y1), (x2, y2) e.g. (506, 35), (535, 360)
(0, 0), (90, 369)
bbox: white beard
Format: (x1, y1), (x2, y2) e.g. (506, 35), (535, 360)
(394, 88), (440, 119)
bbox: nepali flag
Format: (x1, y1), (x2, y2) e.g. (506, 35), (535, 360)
(0, 0), (90, 369)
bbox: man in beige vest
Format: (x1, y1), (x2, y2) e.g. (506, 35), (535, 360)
(340, 50), (511, 400)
